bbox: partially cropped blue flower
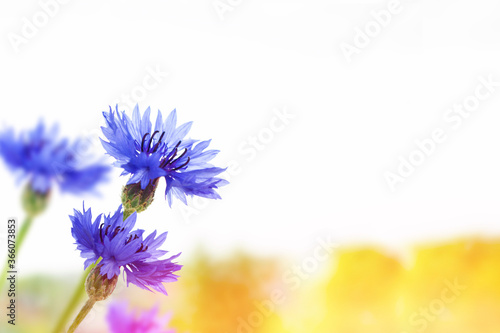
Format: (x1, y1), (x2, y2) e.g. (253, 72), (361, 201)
(70, 204), (181, 294)
(0, 121), (109, 194)
(101, 105), (228, 206)
(107, 301), (176, 333)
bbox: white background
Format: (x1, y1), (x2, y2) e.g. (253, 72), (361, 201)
(1, 0), (500, 275)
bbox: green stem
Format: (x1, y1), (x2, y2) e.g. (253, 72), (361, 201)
(0, 215), (34, 292)
(67, 297), (97, 333)
(52, 260), (100, 333)
(14, 215), (34, 252)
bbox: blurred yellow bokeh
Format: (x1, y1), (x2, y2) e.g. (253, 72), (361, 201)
(3, 238), (500, 333)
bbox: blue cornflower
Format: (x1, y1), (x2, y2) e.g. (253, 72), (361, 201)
(101, 105), (227, 207)
(70, 204), (181, 294)
(0, 121), (109, 195)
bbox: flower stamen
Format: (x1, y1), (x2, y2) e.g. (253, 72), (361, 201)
(159, 141), (187, 168)
(135, 243), (149, 253)
(170, 148), (187, 165)
(100, 224), (122, 242)
(140, 133), (150, 152)
(99, 224), (104, 242)
(150, 131), (166, 153)
(160, 149), (176, 168)
(125, 234), (140, 245)
(112, 226), (122, 238)
(147, 131), (159, 153)
(171, 157), (190, 171)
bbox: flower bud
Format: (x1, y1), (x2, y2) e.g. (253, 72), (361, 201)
(21, 185), (50, 217)
(85, 265), (118, 301)
(121, 179), (159, 218)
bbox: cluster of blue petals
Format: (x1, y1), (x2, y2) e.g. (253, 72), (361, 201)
(70, 204), (181, 294)
(0, 121), (109, 194)
(101, 105), (227, 206)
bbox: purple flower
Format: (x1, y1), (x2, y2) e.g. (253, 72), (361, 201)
(100, 105), (228, 206)
(0, 121), (109, 194)
(107, 301), (176, 333)
(70, 204), (181, 294)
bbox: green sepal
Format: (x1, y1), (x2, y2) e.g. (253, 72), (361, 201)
(21, 185), (50, 217)
(121, 179), (159, 219)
